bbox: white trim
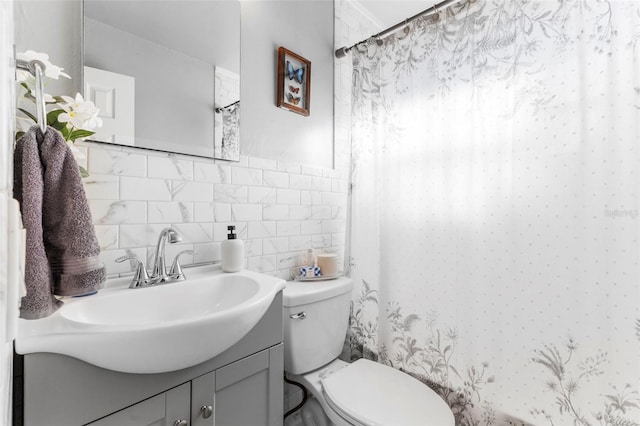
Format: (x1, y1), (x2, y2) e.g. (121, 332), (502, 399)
(0, 0), (15, 424)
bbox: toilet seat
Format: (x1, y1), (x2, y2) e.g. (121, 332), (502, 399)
(321, 359), (454, 426)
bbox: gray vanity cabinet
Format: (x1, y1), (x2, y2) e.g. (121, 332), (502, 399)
(213, 348), (282, 426)
(86, 347), (282, 426)
(87, 383), (191, 426)
(191, 372), (215, 426)
(20, 293), (284, 426)
(191, 348), (282, 426)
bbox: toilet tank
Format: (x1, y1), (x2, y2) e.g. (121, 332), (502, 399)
(283, 277), (354, 375)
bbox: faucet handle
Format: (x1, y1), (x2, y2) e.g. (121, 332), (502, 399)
(116, 255), (150, 288)
(169, 249), (197, 281)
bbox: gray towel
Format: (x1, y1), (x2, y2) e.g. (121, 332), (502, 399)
(13, 126), (106, 319)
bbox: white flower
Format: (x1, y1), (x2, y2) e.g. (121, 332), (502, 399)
(60, 94), (90, 112)
(58, 93), (103, 130)
(16, 50), (71, 83)
(58, 109), (91, 129)
(82, 113), (103, 131)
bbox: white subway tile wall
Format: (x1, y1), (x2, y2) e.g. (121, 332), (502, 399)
(280, 0), (374, 418)
(81, 142), (348, 281)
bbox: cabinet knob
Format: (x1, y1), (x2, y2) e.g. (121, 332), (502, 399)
(173, 420), (188, 426)
(200, 405), (213, 419)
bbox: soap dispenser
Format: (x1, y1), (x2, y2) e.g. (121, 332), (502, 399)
(221, 225), (244, 272)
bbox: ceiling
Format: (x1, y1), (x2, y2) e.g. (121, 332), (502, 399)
(356, 0), (439, 29)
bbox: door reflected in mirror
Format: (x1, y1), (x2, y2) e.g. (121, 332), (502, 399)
(83, 0), (240, 159)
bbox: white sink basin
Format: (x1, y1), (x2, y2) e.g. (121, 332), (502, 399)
(60, 274), (260, 326)
(16, 265), (285, 374)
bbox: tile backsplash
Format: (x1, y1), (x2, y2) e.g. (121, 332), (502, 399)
(79, 141), (348, 280)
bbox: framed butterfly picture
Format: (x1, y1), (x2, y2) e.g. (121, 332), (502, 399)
(276, 47), (311, 116)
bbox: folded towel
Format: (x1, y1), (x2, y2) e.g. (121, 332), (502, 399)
(13, 126), (106, 319)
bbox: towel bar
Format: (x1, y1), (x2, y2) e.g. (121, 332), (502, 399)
(16, 58), (47, 133)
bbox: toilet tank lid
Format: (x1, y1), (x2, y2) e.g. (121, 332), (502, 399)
(283, 277), (353, 307)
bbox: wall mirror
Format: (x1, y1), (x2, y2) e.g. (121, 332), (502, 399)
(82, 0), (240, 159)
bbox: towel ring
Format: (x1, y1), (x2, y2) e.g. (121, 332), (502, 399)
(32, 61), (47, 133)
(16, 59), (48, 133)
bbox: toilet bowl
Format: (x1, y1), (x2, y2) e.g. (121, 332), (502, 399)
(300, 396), (331, 426)
(284, 278), (454, 426)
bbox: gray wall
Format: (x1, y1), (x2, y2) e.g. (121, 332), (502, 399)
(84, 17), (215, 157)
(14, 0), (335, 169)
(241, 1), (334, 168)
(14, 0), (81, 97)
(83, 0), (240, 73)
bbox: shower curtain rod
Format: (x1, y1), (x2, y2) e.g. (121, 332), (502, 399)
(335, 0), (463, 58)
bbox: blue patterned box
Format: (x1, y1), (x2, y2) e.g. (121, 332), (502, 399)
(299, 266), (321, 277)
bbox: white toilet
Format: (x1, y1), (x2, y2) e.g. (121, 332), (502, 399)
(283, 277), (455, 426)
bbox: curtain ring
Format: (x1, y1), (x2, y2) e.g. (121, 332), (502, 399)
(431, 5), (441, 23)
(403, 18), (411, 34)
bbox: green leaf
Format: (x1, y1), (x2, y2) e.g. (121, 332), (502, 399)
(17, 108), (37, 123)
(15, 131), (25, 140)
(79, 166), (89, 178)
(47, 109), (64, 125)
(61, 126), (72, 140)
(69, 129), (95, 141)
(47, 109), (67, 131)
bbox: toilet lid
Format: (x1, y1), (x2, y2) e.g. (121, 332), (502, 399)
(321, 359), (454, 426)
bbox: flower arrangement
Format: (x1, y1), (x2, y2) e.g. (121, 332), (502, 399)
(16, 50), (102, 177)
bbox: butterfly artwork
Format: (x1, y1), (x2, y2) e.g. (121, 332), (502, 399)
(287, 93), (301, 105)
(286, 61), (304, 84)
(277, 47), (310, 116)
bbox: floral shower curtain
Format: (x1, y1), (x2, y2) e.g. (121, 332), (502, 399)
(346, 1), (640, 424)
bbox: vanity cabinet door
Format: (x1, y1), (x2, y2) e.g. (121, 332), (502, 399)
(87, 383), (190, 426)
(213, 344), (283, 426)
(191, 372), (214, 426)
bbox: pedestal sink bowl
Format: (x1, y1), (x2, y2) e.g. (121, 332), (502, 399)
(16, 265), (285, 374)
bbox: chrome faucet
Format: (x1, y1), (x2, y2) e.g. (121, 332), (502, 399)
(115, 228), (198, 288)
(115, 254), (151, 288)
(151, 227), (182, 283)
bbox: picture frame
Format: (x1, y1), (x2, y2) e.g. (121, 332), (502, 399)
(277, 47), (311, 116)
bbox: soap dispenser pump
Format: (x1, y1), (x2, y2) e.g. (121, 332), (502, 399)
(221, 225), (244, 272)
